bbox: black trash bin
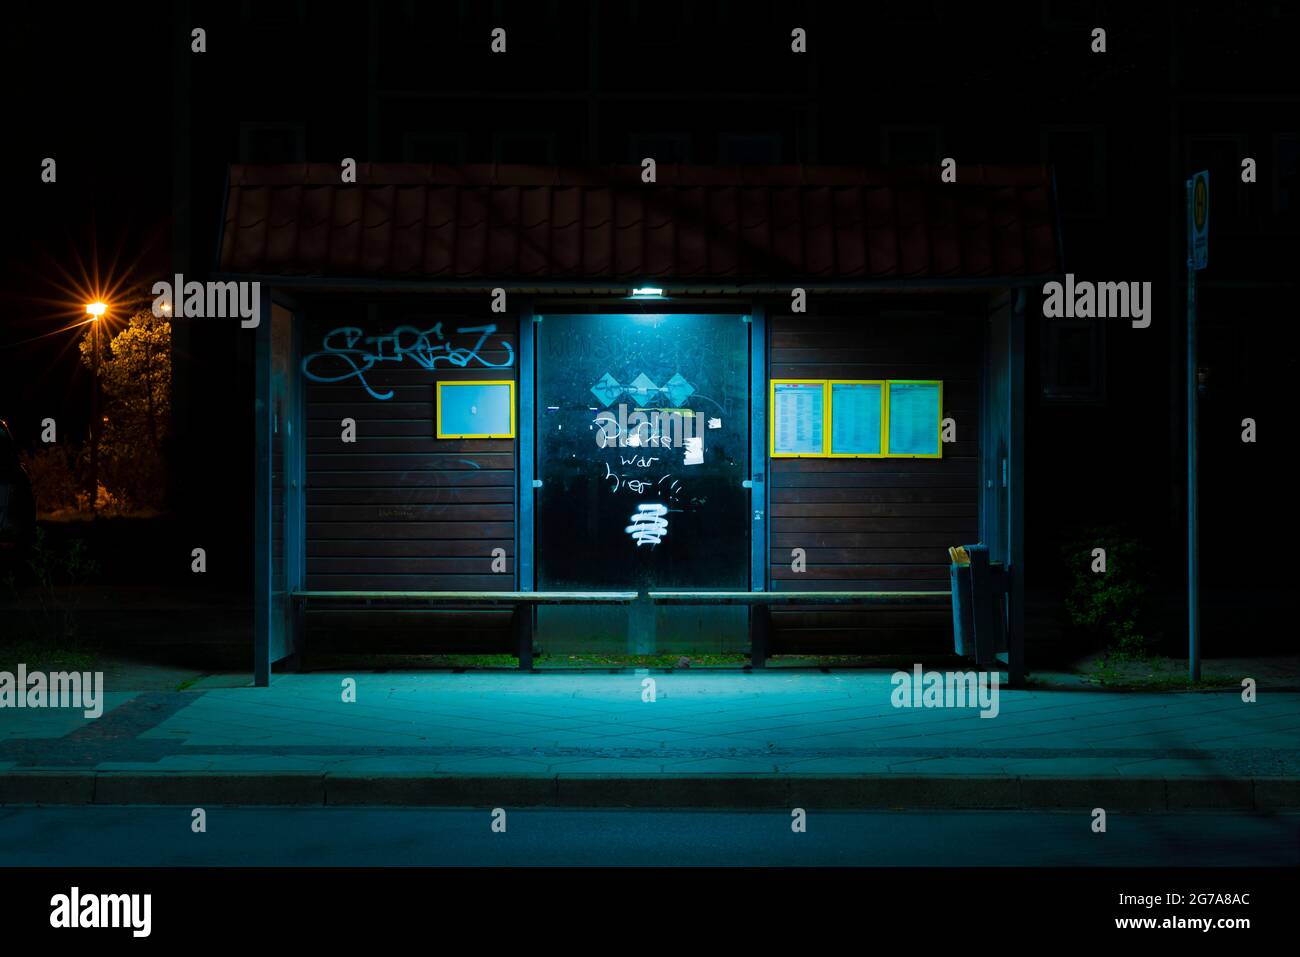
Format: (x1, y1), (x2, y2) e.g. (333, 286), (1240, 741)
(950, 543), (1002, 666)
(950, 553), (976, 657)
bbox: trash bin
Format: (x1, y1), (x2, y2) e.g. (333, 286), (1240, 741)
(949, 549), (976, 657)
(951, 542), (1002, 665)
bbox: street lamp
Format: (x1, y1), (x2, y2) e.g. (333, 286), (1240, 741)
(86, 302), (107, 516)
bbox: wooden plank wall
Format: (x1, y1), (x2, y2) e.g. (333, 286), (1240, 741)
(768, 304), (984, 654)
(301, 303), (519, 650)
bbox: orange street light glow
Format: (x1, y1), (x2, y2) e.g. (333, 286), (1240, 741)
(86, 301), (107, 318)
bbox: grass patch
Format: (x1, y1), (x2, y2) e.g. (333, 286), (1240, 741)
(307, 652), (755, 670)
(303, 652), (982, 672)
(0, 639), (98, 673)
(1083, 654), (1241, 690)
(538, 653), (750, 668)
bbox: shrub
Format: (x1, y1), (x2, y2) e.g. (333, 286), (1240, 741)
(20, 446), (82, 515)
(1060, 525), (1159, 658)
(2, 526), (101, 648)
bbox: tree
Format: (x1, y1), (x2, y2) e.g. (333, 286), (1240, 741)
(78, 310), (171, 510)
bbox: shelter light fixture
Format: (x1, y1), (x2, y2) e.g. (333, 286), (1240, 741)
(629, 287), (667, 300)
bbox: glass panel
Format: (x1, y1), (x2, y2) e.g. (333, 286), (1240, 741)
(772, 382), (824, 455)
(536, 314), (749, 653)
(830, 382), (882, 455)
(887, 381), (941, 456)
(269, 304), (297, 659)
(438, 382), (512, 437)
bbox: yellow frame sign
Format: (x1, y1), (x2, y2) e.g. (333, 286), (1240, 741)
(768, 378), (943, 459)
(436, 379), (517, 439)
(882, 379), (943, 459)
(827, 379), (887, 458)
(769, 379), (828, 458)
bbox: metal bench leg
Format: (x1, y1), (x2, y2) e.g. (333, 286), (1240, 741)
(515, 605), (534, 671)
(283, 600), (306, 673)
(750, 605), (769, 669)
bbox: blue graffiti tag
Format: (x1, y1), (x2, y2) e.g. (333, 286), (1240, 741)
(301, 323), (515, 400)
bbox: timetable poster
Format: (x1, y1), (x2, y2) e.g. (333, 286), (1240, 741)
(887, 381), (941, 456)
(773, 382), (825, 455)
(830, 382), (883, 455)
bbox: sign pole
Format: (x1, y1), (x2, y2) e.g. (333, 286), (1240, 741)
(1187, 171), (1208, 682)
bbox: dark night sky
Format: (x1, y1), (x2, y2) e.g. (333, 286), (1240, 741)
(1, 1), (1295, 606)
(1, 3), (172, 439)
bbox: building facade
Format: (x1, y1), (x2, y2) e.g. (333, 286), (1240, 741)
(217, 162), (1055, 678)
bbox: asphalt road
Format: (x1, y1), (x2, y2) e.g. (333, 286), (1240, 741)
(1, 806), (1297, 866)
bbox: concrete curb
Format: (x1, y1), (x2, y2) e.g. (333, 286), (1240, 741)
(2, 770), (1298, 810)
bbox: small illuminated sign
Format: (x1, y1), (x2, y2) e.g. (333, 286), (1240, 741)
(436, 380), (516, 439)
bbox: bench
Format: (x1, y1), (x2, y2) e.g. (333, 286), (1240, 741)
(648, 590), (951, 667)
(291, 590), (639, 670)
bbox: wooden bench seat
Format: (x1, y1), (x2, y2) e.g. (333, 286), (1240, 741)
(291, 590), (638, 669)
(291, 589), (952, 670)
(648, 590), (951, 666)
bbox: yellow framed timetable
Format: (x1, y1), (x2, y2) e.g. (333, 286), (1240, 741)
(768, 377), (943, 459)
(883, 380), (942, 458)
(435, 380), (516, 439)
(828, 380), (886, 457)
(770, 380), (828, 457)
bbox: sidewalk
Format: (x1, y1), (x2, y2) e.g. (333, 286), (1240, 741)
(2, 671), (1297, 809)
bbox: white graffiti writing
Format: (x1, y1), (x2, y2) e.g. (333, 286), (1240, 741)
(603, 464), (682, 500)
(625, 503), (669, 547)
(592, 405), (696, 449)
(302, 324), (514, 400)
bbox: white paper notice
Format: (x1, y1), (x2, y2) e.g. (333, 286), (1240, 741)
(707, 417), (721, 429)
(683, 436), (703, 465)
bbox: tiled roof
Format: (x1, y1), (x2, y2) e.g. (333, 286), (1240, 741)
(218, 164), (1060, 283)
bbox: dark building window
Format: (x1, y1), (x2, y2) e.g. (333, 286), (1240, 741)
(239, 123), (305, 164)
(883, 126), (942, 165)
(721, 0), (773, 25)
(718, 133), (781, 164)
(879, 0), (941, 22)
(1275, 133), (1299, 218)
(629, 133), (691, 164)
(627, 0), (688, 45)
(402, 0), (467, 35)
(1042, 125), (1106, 218)
(241, 0), (305, 26)
(1041, 319), (1107, 404)
(1041, 0), (1102, 28)
(403, 133), (465, 164)
(493, 132), (556, 164)
(496, 0), (559, 30)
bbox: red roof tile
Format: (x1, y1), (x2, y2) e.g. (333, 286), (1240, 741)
(218, 164), (1060, 282)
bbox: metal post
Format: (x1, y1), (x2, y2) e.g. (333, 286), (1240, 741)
(1006, 294), (1026, 687)
(515, 605), (534, 671)
(518, 304), (536, 593)
(750, 605), (769, 669)
(1186, 178), (1200, 682)
(748, 307), (768, 665)
(89, 319), (100, 515)
(253, 299), (273, 686)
